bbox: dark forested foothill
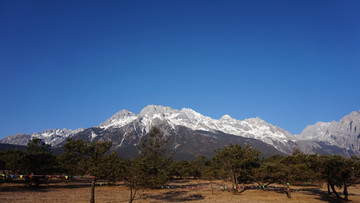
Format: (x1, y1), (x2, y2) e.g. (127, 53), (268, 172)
(1, 126), (360, 202)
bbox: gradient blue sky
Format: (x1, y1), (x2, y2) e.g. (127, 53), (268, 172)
(1, 0), (359, 138)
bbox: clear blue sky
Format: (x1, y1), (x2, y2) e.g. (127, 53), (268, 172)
(1, 0), (359, 138)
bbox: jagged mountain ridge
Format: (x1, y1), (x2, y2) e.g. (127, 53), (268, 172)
(297, 111), (360, 156)
(1, 105), (360, 158)
(98, 105), (296, 153)
(0, 105), (295, 157)
(0, 128), (84, 146)
(71, 120), (285, 160)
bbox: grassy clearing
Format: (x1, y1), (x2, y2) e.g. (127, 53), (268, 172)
(1, 179), (359, 202)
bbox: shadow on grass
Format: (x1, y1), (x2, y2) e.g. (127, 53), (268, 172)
(159, 182), (211, 190)
(268, 187), (350, 203)
(149, 191), (205, 202)
(0, 180), (93, 193)
(294, 187), (358, 203)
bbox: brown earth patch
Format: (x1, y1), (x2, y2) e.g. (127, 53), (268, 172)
(1, 179), (359, 202)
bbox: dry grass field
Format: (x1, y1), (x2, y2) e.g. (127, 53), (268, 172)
(1, 179), (360, 203)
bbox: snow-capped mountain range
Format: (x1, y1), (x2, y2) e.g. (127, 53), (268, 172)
(98, 105), (296, 151)
(0, 128), (84, 146)
(1, 105), (360, 158)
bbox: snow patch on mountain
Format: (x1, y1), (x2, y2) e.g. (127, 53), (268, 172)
(0, 128), (84, 146)
(2, 105), (359, 156)
(99, 110), (137, 129)
(99, 105), (296, 150)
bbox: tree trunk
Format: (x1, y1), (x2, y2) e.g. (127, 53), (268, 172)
(231, 170), (235, 192)
(343, 185), (349, 201)
(129, 186), (137, 203)
(129, 187), (133, 203)
(235, 174), (239, 192)
(232, 172), (235, 189)
(330, 183), (343, 200)
(90, 179), (95, 203)
(233, 173), (238, 192)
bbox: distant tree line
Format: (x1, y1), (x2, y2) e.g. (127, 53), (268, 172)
(1, 126), (360, 202)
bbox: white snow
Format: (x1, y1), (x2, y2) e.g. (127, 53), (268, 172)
(91, 131), (97, 139)
(100, 115), (137, 129)
(8, 105), (294, 149)
(97, 105), (295, 147)
(13, 128), (86, 146)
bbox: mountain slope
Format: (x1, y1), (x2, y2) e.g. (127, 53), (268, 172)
(297, 111), (360, 156)
(97, 105), (296, 153)
(0, 128), (84, 146)
(69, 120), (285, 160)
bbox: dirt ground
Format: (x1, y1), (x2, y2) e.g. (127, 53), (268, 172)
(1, 179), (360, 203)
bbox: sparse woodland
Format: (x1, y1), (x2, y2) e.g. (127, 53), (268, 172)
(1, 127), (360, 202)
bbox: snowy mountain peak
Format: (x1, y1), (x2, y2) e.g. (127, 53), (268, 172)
(180, 108), (209, 124)
(99, 109), (137, 129)
(96, 105), (295, 153)
(139, 105), (178, 117)
(244, 117), (265, 123)
(114, 109), (136, 118)
(220, 114), (234, 121)
(180, 108), (201, 115)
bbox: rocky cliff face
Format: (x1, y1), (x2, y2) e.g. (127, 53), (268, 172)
(297, 111), (360, 156)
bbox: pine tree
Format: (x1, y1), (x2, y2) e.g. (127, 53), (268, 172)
(214, 144), (260, 192)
